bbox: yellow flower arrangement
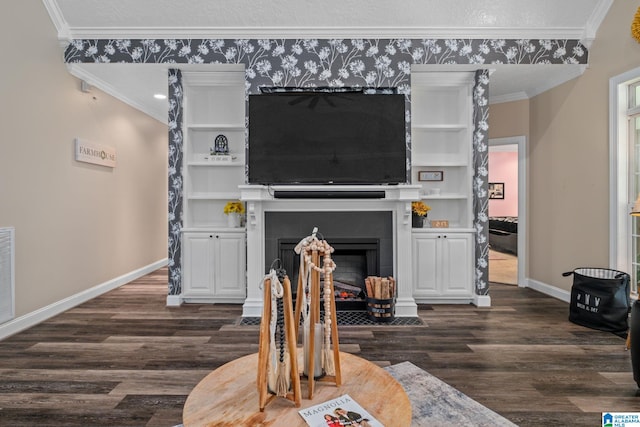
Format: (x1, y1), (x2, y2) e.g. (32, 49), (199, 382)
(411, 201), (431, 217)
(633, 7), (640, 43)
(223, 201), (245, 215)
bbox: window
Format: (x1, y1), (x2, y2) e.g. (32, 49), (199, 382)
(631, 81), (640, 110)
(610, 67), (640, 299)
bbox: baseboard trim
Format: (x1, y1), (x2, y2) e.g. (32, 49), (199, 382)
(525, 278), (571, 303)
(473, 294), (492, 307)
(166, 294), (182, 306)
(0, 258), (168, 341)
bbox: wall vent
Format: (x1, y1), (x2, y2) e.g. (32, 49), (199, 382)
(0, 227), (15, 324)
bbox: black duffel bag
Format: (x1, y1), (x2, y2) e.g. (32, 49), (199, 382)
(563, 268), (631, 333)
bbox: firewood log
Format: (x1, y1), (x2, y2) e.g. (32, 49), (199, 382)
(365, 277), (373, 298)
(381, 278), (390, 299)
(374, 277), (382, 299)
(388, 277), (396, 298)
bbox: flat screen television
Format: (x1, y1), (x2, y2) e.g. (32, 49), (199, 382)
(248, 91), (407, 185)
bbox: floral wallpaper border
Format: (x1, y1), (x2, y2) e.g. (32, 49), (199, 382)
(64, 38), (588, 298)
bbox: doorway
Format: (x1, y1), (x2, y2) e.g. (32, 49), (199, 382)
(488, 136), (526, 287)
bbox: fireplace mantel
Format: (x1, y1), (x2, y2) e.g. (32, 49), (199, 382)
(240, 184), (421, 317)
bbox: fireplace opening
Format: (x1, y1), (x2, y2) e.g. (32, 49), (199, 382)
(264, 211), (393, 311)
(278, 238), (379, 311)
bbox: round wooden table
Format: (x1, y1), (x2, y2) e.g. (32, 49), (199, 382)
(183, 351), (412, 426)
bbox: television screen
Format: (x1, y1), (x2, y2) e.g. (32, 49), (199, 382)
(248, 92), (407, 185)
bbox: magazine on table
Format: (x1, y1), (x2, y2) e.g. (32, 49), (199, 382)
(298, 394), (384, 427)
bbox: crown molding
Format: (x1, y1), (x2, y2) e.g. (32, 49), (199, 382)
(489, 65), (587, 105)
(41, 0), (71, 41)
(67, 64), (167, 124)
(526, 64), (587, 99)
(62, 25), (588, 41)
(581, 0), (614, 47)
(490, 91), (529, 105)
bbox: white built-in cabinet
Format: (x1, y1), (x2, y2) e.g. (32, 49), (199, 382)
(412, 231), (473, 300)
(181, 67), (247, 302)
(410, 70), (475, 302)
(182, 231), (246, 302)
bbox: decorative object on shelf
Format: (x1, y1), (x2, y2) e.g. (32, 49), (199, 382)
(430, 220), (450, 228)
(224, 200), (245, 228)
(213, 134), (229, 155)
(418, 170), (443, 182)
(411, 201), (431, 228)
(489, 182), (504, 199)
(633, 6), (640, 43)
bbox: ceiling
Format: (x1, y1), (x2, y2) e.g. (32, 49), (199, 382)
(44, 0), (613, 123)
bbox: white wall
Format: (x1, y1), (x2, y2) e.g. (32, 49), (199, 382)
(0, 1), (167, 320)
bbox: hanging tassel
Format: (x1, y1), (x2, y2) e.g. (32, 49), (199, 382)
(275, 357), (290, 397)
(267, 352), (278, 393)
(323, 344), (335, 376)
(323, 253), (335, 376)
(274, 298), (290, 397)
(265, 269), (284, 394)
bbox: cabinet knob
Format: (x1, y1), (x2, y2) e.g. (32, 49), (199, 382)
(209, 235), (213, 238)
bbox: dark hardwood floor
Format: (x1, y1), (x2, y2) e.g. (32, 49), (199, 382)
(0, 267), (637, 426)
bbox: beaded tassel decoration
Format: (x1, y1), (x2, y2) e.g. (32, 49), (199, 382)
(322, 249), (335, 376)
(264, 269), (286, 395)
(274, 297), (290, 397)
(295, 232), (336, 376)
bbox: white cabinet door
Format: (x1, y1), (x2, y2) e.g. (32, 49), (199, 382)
(412, 232), (473, 301)
(439, 233), (472, 296)
(183, 233), (215, 297)
(212, 233), (246, 300)
(183, 232), (246, 302)
(413, 234), (441, 297)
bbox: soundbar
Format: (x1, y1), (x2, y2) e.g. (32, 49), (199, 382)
(273, 190), (386, 199)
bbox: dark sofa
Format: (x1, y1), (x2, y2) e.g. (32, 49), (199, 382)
(489, 216), (518, 255)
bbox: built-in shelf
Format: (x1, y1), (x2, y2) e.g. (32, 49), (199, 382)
(185, 124), (245, 130)
(181, 69), (247, 303)
(410, 70), (475, 303)
(188, 192), (241, 200)
(411, 162), (468, 167)
(421, 194), (468, 200)
(412, 124), (468, 131)
(187, 161), (243, 167)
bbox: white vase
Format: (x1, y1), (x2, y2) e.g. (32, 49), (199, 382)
(227, 213), (241, 228)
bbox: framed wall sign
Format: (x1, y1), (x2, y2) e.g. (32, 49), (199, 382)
(418, 170), (443, 181)
(489, 182), (504, 199)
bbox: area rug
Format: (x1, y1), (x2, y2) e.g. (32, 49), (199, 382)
(385, 362), (518, 426)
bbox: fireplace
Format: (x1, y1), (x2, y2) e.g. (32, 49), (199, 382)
(278, 238), (380, 311)
(240, 184), (420, 318)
